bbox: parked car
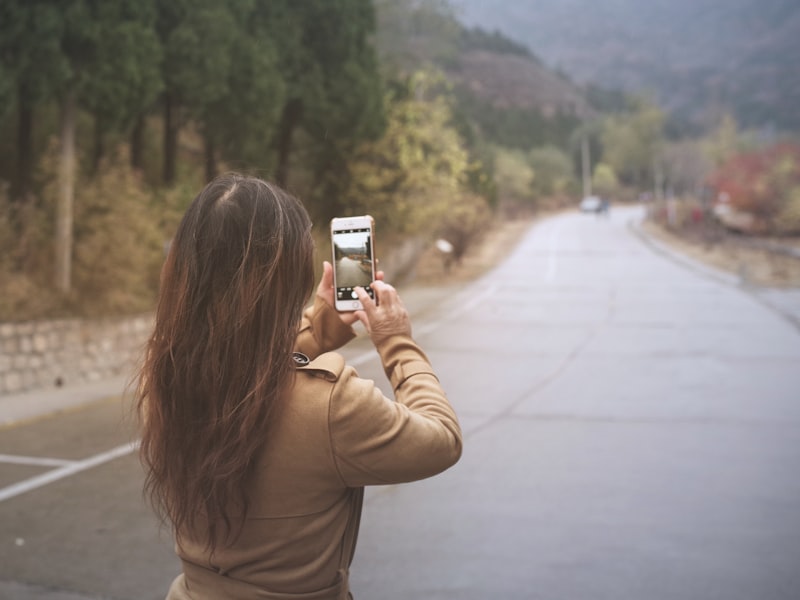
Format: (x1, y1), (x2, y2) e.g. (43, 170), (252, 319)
(579, 196), (602, 213)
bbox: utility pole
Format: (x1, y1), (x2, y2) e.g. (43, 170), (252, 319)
(581, 135), (592, 198)
(653, 155), (664, 201)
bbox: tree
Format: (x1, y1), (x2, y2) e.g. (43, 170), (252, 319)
(265, 0), (384, 216)
(374, 0), (461, 72)
(568, 119), (604, 187)
(52, 0), (163, 292)
(708, 142), (800, 230)
(81, 0), (162, 174)
(601, 99), (665, 189)
(591, 163), (619, 199)
(0, 1), (67, 211)
(493, 147), (534, 215)
(193, 5), (285, 180)
(165, 1), (246, 181)
(528, 145), (576, 198)
(154, 0), (192, 184)
(345, 69), (473, 234)
(661, 140), (712, 197)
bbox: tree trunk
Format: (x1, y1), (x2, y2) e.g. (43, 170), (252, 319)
(163, 93), (178, 185)
(91, 115), (104, 176)
(274, 98), (303, 187)
(55, 90), (77, 294)
(10, 84), (34, 207)
(204, 134), (217, 182)
(130, 113), (145, 171)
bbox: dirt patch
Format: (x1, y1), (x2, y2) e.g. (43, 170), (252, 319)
(413, 216), (538, 285)
(642, 220), (800, 288)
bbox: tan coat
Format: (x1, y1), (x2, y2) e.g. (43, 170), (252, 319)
(165, 298), (462, 599)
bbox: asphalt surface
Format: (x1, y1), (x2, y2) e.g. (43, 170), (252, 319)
(1, 206), (799, 599)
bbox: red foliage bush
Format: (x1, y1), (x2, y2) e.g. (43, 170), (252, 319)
(708, 143), (800, 220)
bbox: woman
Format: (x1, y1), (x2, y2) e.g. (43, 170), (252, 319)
(137, 173), (462, 599)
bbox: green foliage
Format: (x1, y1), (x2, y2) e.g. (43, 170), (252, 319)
(584, 84), (629, 114)
(263, 0), (385, 218)
(165, 0), (284, 175)
(528, 145), (576, 198)
(345, 69), (474, 235)
(459, 27), (535, 58)
(0, 0), (522, 320)
(82, 9), (162, 128)
(374, 0), (461, 71)
(493, 147), (534, 213)
(0, 0), (70, 100)
(591, 163), (619, 198)
(601, 100), (665, 188)
(456, 93), (580, 151)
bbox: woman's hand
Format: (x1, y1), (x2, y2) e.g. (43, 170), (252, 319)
(354, 280), (412, 345)
(316, 261), (383, 326)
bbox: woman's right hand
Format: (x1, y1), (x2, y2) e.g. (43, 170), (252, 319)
(316, 261), (383, 327)
(354, 281), (412, 345)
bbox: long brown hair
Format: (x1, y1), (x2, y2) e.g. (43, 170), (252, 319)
(137, 173), (315, 551)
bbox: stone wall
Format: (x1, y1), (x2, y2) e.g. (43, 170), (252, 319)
(0, 237), (430, 398)
(0, 314), (152, 396)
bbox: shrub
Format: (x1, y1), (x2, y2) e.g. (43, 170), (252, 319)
(708, 142), (800, 233)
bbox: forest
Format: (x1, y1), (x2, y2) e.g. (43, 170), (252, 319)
(1, 0), (798, 321)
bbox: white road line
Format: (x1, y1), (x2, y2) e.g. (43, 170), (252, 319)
(0, 283), (499, 500)
(0, 441), (139, 503)
(545, 222), (562, 283)
(0, 454), (76, 468)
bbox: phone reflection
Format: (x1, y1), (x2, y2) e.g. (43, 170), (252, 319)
(333, 230), (373, 291)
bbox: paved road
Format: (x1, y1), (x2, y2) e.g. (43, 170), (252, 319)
(350, 207), (800, 599)
(1, 206), (798, 599)
(335, 256), (372, 289)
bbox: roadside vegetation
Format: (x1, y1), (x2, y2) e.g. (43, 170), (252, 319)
(1, 0), (798, 322)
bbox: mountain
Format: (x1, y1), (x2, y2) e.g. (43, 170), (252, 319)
(451, 50), (591, 118)
(452, 0), (800, 132)
(375, 1), (593, 148)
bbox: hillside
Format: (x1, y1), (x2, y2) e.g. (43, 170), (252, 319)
(375, 2), (593, 148)
(451, 50), (591, 118)
(453, 0), (800, 131)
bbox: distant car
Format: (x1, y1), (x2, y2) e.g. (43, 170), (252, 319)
(579, 196), (602, 213)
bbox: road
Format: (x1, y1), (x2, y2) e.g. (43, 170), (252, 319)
(1, 206), (799, 599)
(335, 256), (372, 289)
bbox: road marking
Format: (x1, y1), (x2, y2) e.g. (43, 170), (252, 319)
(0, 441), (139, 503)
(0, 454), (75, 468)
(545, 222), (562, 283)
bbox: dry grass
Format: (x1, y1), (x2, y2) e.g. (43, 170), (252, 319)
(643, 220), (800, 288)
(413, 215), (537, 285)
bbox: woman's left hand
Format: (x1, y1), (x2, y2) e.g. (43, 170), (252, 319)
(316, 261), (383, 326)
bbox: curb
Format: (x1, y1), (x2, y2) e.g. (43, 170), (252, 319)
(0, 283), (454, 428)
(631, 216), (800, 333)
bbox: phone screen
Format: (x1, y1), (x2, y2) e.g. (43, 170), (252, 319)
(332, 227), (375, 302)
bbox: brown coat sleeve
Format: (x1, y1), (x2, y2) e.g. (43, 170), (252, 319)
(295, 296), (356, 360)
(328, 334), (462, 487)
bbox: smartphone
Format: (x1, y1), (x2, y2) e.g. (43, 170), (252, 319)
(331, 215), (376, 311)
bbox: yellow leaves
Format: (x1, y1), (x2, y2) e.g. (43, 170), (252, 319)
(493, 147), (533, 207)
(775, 187), (800, 234)
(592, 163), (619, 197)
(347, 68), (472, 234)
